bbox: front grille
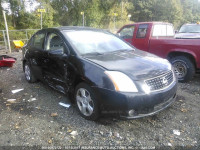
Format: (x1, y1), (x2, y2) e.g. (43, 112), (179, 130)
(145, 71), (174, 91)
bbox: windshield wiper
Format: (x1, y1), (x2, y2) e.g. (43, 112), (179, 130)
(83, 52), (103, 56)
(105, 49), (134, 54)
(179, 32), (200, 33)
(118, 49), (133, 52)
(188, 32), (200, 33)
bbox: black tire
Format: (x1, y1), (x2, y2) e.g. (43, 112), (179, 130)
(24, 62), (37, 83)
(170, 56), (195, 82)
(74, 82), (100, 120)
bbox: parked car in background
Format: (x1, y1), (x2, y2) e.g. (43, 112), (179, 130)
(22, 27), (177, 120)
(118, 22), (200, 82)
(175, 23), (200, 39)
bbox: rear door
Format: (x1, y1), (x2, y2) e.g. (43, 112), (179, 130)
(42, 30), (70, 93)
(118, 25), (135, 44)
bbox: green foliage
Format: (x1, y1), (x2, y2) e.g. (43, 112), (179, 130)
(107, 0), (134, 31)
(129, 0), (200, 29)
(85, 0), (104, 28)
(0, 0), (5, 29)
(129, 0), (183, 28)
(180, 0), (200, 26)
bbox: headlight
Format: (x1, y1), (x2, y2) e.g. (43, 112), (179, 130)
(105, 71), (138, 92)
(142, 84), (151, 94)
(166, 60), (172, 70)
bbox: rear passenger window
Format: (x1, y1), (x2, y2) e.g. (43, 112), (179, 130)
(136, 24), (148, 38)
(152, 24), (174, 36)
(46, 33), (64, 54)
(32, 33), (45, 49)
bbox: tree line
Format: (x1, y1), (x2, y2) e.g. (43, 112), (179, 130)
(0, 0), (200, 31)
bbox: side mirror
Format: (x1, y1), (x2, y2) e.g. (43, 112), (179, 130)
(116, 33), (121, 37)
(175, 30), (178, 34)
(48, 49), (64, 55)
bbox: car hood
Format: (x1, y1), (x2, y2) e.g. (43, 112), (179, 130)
(175, 33), (200, 39)
(83, 50), (171, 81)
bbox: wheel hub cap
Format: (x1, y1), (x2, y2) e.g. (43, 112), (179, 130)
(76, 88), (94, 116)
(173, 61), (187, 78)
(25, 65), (31, 81)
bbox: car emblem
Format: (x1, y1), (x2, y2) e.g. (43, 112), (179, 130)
(162, 77), (168, 84)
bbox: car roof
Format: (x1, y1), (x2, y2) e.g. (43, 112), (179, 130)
(46, 26), (105, 32)
(182, 23), (200, 26)
(33, 26), (112, 39)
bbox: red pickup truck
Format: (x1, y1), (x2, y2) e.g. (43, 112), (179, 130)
(117, 22), (200, 82)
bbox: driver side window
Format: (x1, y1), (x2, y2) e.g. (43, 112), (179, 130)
(119, 26), (135, 39)
(32, 32), (45, 49)
(46, 33), (64, 54)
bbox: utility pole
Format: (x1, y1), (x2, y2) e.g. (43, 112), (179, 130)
(2, 30), (8, 51)
(81, 12), (84, 26)
(83, 13), (84, 26)
(2, 10), (11, 53)
(37, 9), (46, 29)
(41, 11), (42, 29)
(113, 13), (118, 30)
(128, 14), (131, 23)
(121, 0), (123, 16)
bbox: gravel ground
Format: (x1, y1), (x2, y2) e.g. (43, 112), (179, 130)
(0, 52), (199, 149)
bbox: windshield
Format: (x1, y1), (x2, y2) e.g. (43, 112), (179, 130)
(179, 25), (200, 33)
(64, 30), (133, 55)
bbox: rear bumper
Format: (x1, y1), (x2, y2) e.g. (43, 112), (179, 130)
(92, 80), (177, 119)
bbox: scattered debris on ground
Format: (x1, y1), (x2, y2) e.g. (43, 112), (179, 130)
(11, 88), (24, 94)
(0, 52), (199, 148)
(59, 102), (71, 108)
(51, 112), (58, 117)
(7, 99), (16, 103)
(173, 130), (181, 136)
(27, 97), (37, 102)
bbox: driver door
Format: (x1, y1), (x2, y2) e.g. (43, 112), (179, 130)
(118, 25), (135, 44)
(42, 31), (69, 93)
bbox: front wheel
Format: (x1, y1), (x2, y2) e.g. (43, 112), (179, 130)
(75, 83), (100, 120)
(170, 56), (195, 82)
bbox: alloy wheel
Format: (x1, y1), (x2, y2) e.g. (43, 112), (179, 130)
(76, 88), (94, 116)
(24, 64), (31, 81)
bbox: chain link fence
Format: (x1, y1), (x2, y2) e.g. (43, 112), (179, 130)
(0, 29), (39, 53)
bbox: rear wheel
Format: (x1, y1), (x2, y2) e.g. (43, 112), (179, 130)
(24, 62), (37, 83)
(170, 56), (195, 82)
(75, 83), (100, 120)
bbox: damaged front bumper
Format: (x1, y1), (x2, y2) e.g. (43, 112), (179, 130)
(92, 80), (177, 119)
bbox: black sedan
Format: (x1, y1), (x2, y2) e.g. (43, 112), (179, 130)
(22, 27), (177, 120)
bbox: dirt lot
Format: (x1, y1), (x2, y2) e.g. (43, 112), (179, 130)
(0, 52), (199, 149)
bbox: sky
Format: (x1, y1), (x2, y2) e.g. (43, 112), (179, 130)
(24, 0), (40, 12)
